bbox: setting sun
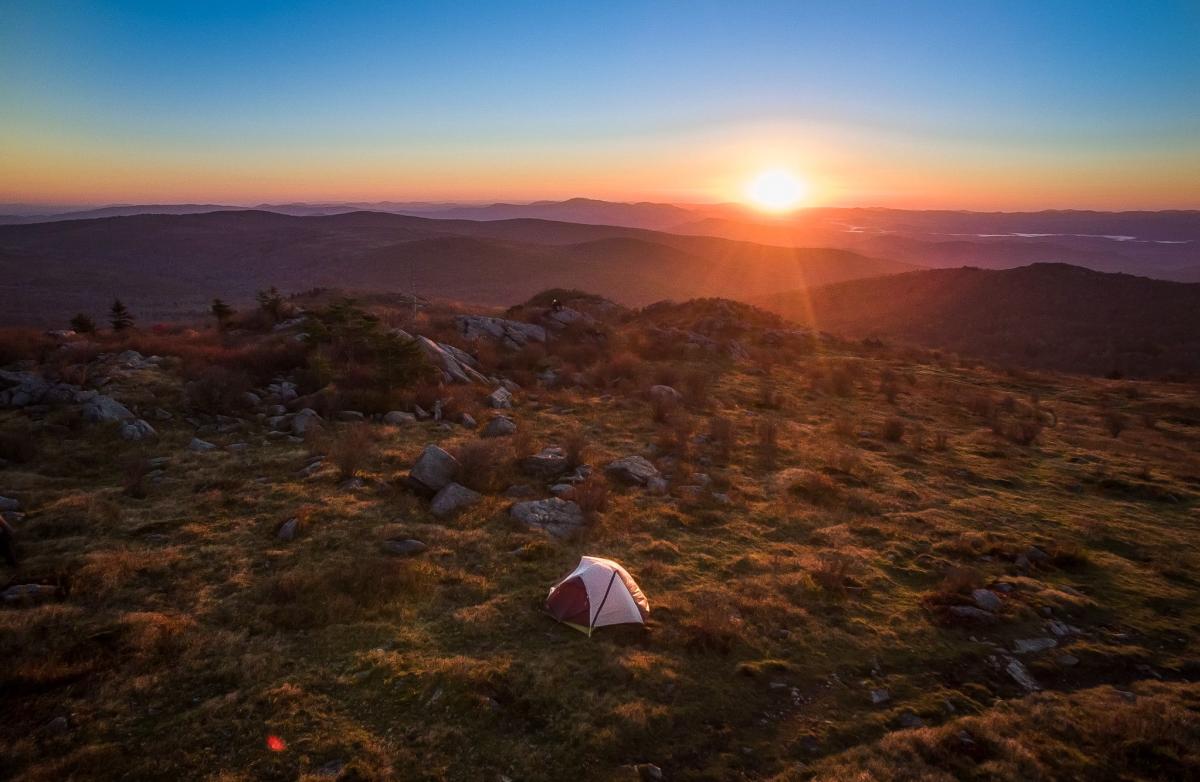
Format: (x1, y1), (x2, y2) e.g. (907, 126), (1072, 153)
(746, 169), (807, 212)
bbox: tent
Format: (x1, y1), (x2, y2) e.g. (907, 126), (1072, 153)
(545, 556), (649, 636)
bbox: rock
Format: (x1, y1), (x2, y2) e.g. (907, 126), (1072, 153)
(898, 712), (925, 729)
(648, 385), (682, 404)
(335, 410), (365, 422)
(0, 496), (20, 512)
(1056, 653), (1080, 667)
(501, 379), (521, 393)
(510, 498), (585, 537)
(276, 518), (300, 541)
(119, 419), (157, 441)
(338, 477), (366, 491)
(384, 410), (417, 425)
(504, 484), (536, 498)
(2, 583), (60, 604)
(382, 538), (427, 556)
(82, 394), (134, 423)
(415, 336), (487, 384)
(291, 408), (322, 436)
(482, 416), (517, 438)
(870, 688), (890, 705)
(460, 412), (477, 429)
(299, 460), (325, 478)
(549, 483), (573, 496)
(430, 482), (482, 519)
(187, 438), (217, 452)
(948, 606), (998, 624)
(971, 588), (1003, 613)
(151, 407), (173, 421)
(1025, 545), (1049, 563)
(1, 518), (16, 567)
(228, 442), (249, 452)
(519, 447), (569, 480)
(1013, 637), (1057, 654)
(489, 387), (514, 409)
(42, 716), (70, 735)
(414, 404), (429, 420)
(1004, 657), (1041, 691)
(409, 445), (460, 492)
(646, 476), (669, 495)
(456, 315), (547, 350)
(605, 455), (661, 486)
(635, 763), (663, 782)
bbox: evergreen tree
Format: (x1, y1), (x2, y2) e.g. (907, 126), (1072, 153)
(69, 312), (97, 334)
(256, 286), (284, 323)
(109, 299), (134, 332)
(210, 298), (235, 329)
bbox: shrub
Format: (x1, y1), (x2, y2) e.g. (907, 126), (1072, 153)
(709, 416), (735, 462)
(1104, 411), (1127, 438)
(322, 424), (379, 480)
(455, 440), (508, 493)
(650, 393), (678, 423)
(109, 299), (134, 332)
(70, 313), (97, 334)
(882, 416), (905, 443)
(1004, 417), (1043, 446)
(682, 368), (713, 408)
(0, 421), (37, 464)
(811, 554), (855, 596)
(756, 418), (780, 469)
(121, 453), (151, 499)
(563, 427), (589, 470)
(571, 476), (609, 520)
(184, 366), (254, 415)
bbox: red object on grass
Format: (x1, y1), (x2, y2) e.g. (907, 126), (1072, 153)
(266, 734), (286, 752)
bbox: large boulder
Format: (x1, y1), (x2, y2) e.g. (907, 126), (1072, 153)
(456, 315), (546, 350)
(82, 395), (134, 423)
(415, 336), (487, 385)
(291, 408), (322, 436)
(605, 455), (661, 486)
(0, 370), (53, 408)
(430, 482), (482, 519)
(519, 446), (569, 480)
(409, 445), (460, 492)
(510, 498), (584, 538)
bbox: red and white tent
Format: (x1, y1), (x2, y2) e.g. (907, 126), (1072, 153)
(545, 556), (649, 636)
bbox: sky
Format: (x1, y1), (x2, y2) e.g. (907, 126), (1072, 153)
(1, 1), (1198, 210)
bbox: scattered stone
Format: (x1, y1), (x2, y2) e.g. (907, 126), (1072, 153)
(335, 410), (365, 422)
(898, 712), (925, 729)
(2, 583), (60, 604)
(869, 688), (890, 705)
(646, 476), (669, 495)
(971, 588), (1003, 613)
(299, 460), (324, 478)
(313, 759), (345, 777)
(1013, 637), (1058, 654)
(482, 416), (517, 438)
(460, 412), (477, 429)
(384, 410), (417, 425)
(605, 455), (661, 486)
(489, 387), (514, 409)
(430, 482), (482, 519)
(277, 518), (300, 541)
(409, 445), (460, 492)
(119, 419), (157, 441)
(187, 437), (217, 452)
(948, 606), (998, 624)
(648, 385), (682, 404)
(228, 442), (249, 452)
(1047, 619), (1074, 637)
(519, 447), (569, 480)
(415, 336), (488, 384)
(42, 716), (70, 735)
(635, 763), (663, 782)
(1056, 653), (1080, 667)
(0, 496), (20, 512)
(456, 315), (546, 350)
(82, 394), (134, 423)
(1004, 657), (1041, 691)
(338, 477), (366, 491)
(549, 483), (573, 497)
(292, 408), (322, 436)
(510, 498), (585, 537)
(382, 538), (427, 556)
(1114, 689), (1137, 703)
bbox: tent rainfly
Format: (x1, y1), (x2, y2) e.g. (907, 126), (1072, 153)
(545, 556), (649, 636)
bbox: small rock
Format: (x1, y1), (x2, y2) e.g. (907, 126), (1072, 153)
(1004, 658), (1041, 691)
(869, 688), (890, 705)
(510, 497), (584, 537)
(648, 385), (682, 404)
(1056, 653), (1080, 667)
(43, 716), (70, 735)
(949, 605), (998, 624)
(291, 408), (322, 436)
(460, 413), (477, 429)
(1013, 637), (1057, 654)
(605, 455), (661, 486)
(382, 538), (427, 556)
(898, 712), (925, 729)
(646, 476), (669, 495)
(118, 419), (157, 441)
(504, 484), (536, 498)
(489, 387), (514, 409)
(2, 583), (60, 604)
(0, 496), (20, 512)
(187, 438), (217, 452)
(519, 447), (569, 480)
(482, 416), (517, 438)
(277, 518), (300, 541)
(430, 482), (482, 519)
(335, 410), (365, 422)
(384, 410), (417, 425)
(971, 588), (1003, 613)
(635, 763), (663, 782)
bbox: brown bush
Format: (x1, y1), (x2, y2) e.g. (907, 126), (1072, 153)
(184, 366), (255, 415)
(592, 351), (642, 388)
(882, 416), (906, 443)
(709, 416), (735, 462)
(1003, 416), (1043, 446)
(0, 421), (37, 464)
(563, 427), (589, 469)
(682, 368), (713, 408)
(811, 554), (855, 596)
(787, 470), (842, 506)
(322, 424), (379, 479)
(121, 454), (151, 499)
(571, 476), (609, 520)
(651, 393), (678, 424)
(756, 418), (780, 469)
(1104, 411), (1128, 438)
(455, 439), (508, 493)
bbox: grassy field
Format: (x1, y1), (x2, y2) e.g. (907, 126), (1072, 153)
(2, 294), (1198, 780)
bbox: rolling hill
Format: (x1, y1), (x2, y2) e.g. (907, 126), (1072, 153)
(757, 263), (1200, 378)
(0, 210), (912, 325)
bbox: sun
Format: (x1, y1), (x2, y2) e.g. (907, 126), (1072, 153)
(746, 169), (807, 213)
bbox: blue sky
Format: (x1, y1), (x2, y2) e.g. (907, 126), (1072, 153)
(2, 1), (1198, 207)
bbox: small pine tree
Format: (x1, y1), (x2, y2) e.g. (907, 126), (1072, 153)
(109, 299), (134, 332)
(210, 298), (235, 329)
(256, 286), (284, 323)
(69, 312), (97, 334)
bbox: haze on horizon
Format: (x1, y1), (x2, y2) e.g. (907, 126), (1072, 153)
(2, 1), (1198, 211)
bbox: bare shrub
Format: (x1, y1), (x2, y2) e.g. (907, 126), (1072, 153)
(184, 366), (255, 415)
(0, 421), (37, 464)
(1104, 411), (1127, 438)
(455, 439), (507, 493)
(933, 430), (950, 451)
(880, 368), (900, 403)
(651, 393), (678, 424)
(571, 476), (609, 520)
(563, 427), (589, 469)
(1004, 417), (1043, 446)
(709, 416), (735, 462)
(756, 418), (779, 469)
(121, 453), (151, 499)
(322, 424), (380, 479)
(787, 470), (842, 506)
(811, 554), (855, 596)
(832, 415), (857, 439)
(682, 369), (713, 408)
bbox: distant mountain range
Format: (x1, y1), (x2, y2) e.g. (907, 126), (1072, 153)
(757, 263), (1200, 378)
(3, 199), (1195, 281)
(0, 210), (910, 326)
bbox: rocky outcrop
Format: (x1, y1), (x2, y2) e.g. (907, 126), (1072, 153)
(605, 456), (661, 486)
(456, 315), (546, 350)
(482, 416), (516, 438)
(409, 445), (460, 492)
(430, 482), (482, 519)
(415, 336), (487, 385)
(519, 447), (569, 480)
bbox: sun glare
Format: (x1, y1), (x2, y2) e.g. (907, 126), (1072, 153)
(746, 169), (807, 212)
